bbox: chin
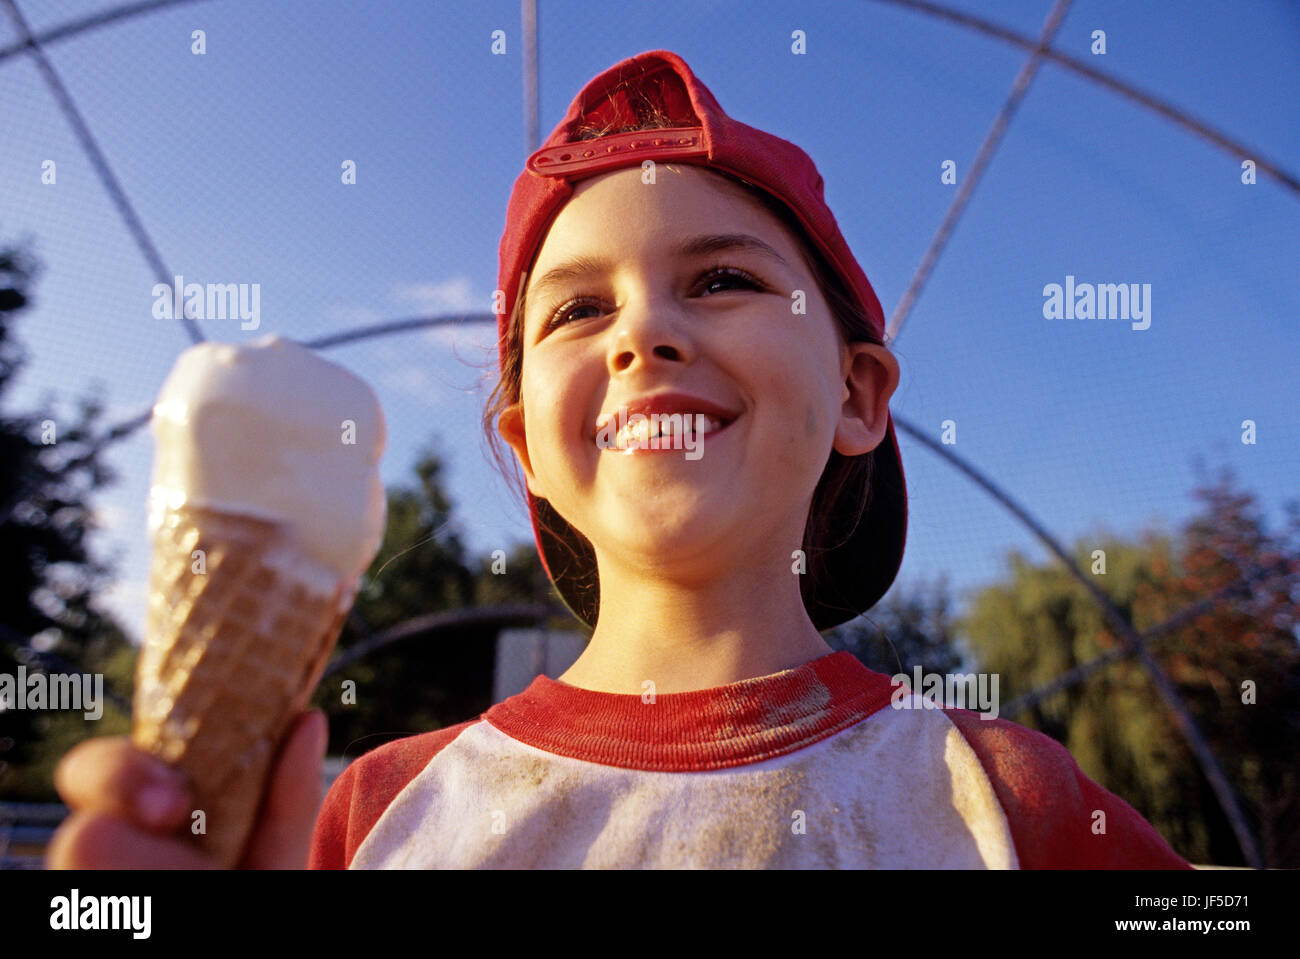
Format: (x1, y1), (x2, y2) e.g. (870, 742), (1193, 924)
(598, 506), (739, 562)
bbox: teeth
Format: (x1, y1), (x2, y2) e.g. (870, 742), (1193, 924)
(604, 413), (726, 449)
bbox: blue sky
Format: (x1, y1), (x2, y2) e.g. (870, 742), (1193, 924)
(2, 0), (1297, 643)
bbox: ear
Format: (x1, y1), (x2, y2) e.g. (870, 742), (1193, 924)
(497, 401), (545, 498)
(833, 342), (900, 457)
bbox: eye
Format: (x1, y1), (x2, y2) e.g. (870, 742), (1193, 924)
(542, 265), (765, 333)
(696, 265), (763, 296)
(545, 296), (603, 331)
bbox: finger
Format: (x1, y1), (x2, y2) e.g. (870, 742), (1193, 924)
(54, 736), (192, 832)
(241, 710), (328, 870)
(46, 810), (220, 870)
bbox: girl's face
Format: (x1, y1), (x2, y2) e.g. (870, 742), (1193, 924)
(498, 165), (897, 585)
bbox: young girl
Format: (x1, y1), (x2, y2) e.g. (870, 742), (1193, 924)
(50, 50), (1190, 869)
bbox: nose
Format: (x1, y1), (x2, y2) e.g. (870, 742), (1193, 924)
(607, 292), (696, 375)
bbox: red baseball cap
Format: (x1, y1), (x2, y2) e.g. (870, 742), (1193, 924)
(495, 49), (906, 632)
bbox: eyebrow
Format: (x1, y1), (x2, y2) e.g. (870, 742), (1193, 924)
(527, 233), (790, 305)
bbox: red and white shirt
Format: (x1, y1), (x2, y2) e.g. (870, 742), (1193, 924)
(309, 651), (1192, 869)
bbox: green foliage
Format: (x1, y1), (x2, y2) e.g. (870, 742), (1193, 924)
(2, 646), (132, 800)
(958, 466), (1300, 867)
(0, 240), (132, 800)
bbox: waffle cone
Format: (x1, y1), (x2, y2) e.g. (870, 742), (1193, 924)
(133, 504), (351, 867)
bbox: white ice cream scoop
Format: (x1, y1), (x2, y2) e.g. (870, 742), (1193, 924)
(148, 334), (387, 591)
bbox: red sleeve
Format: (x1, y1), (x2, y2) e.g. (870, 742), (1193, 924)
(308, 718), (479, 869)
(944, 709), (1194, 869)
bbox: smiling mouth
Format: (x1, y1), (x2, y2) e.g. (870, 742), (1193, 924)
(595, 412), (737, 451)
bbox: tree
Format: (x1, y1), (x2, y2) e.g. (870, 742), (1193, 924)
(0, 240), (132, 799)
(958, 464), (1300, 866)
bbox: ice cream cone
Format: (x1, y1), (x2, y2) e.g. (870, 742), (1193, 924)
(136, 335), (386, 867)
(133, 503), (353, 867)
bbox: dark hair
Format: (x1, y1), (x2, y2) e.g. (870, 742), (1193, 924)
(481, 112), (887, 625)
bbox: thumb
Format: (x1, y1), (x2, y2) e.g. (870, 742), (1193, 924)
(241, 710), (328, 869)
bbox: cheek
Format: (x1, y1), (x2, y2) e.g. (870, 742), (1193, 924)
(759, 330), (839, 471)
(759, 365), (821, 475)
(520, 352), (593, 472)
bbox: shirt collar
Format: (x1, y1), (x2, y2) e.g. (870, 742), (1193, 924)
(482, 650), (895, 771)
